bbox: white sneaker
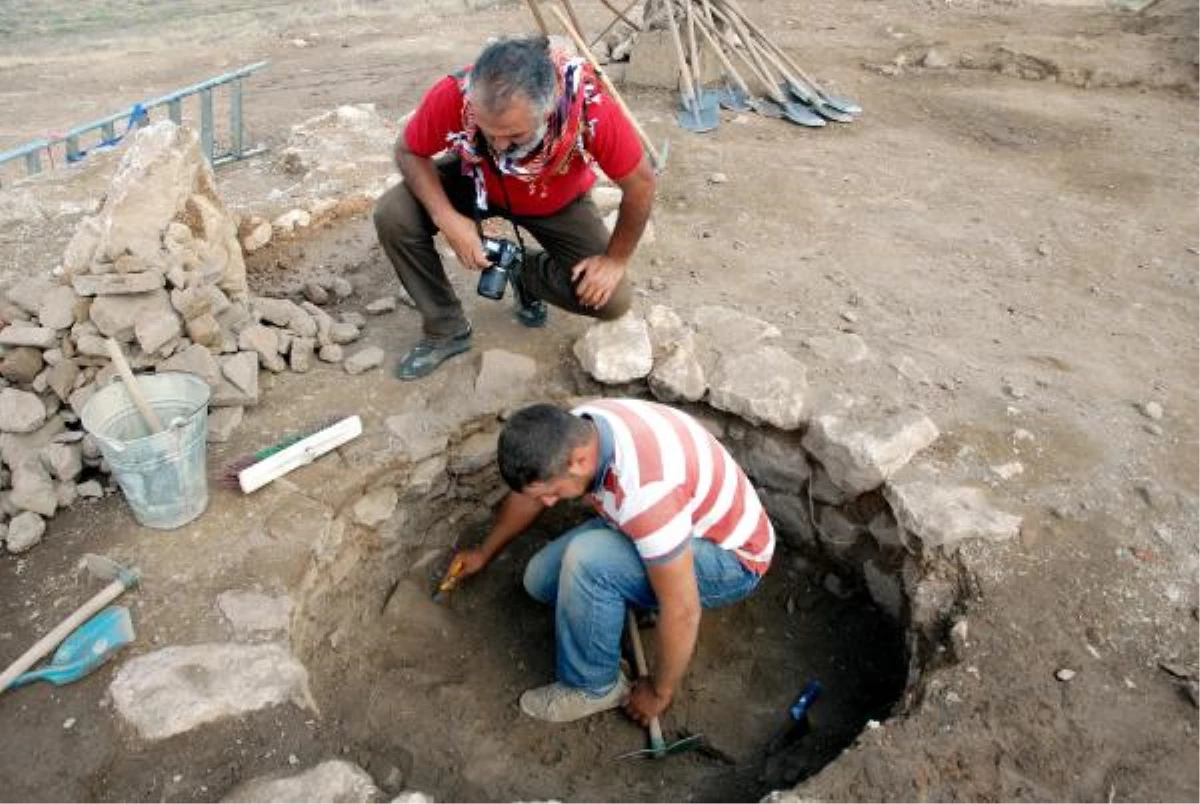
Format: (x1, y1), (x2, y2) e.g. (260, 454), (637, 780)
(519, 674), (630, 723)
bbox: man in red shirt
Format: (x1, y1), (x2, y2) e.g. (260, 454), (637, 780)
(374, 36), (657, 379)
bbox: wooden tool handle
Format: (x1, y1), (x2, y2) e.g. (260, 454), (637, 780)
(625, 609), (667, 754)
(548, 5), (663, 168)
(693, 11), (749, 93)
(106, 339), (163, 435)
(0, 578), (129, 693)
(662, 0), (697, 99)
(523, 0), (550, 34)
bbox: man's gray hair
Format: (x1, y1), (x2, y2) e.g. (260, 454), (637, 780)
(470, 36), (556, 116)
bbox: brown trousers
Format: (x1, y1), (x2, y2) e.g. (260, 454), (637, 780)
(373, 158), (632, 339)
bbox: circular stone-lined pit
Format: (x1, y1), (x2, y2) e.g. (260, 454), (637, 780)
(295, 421), (912, 802)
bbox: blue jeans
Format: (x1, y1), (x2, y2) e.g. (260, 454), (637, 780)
(523, 517), (762, 696)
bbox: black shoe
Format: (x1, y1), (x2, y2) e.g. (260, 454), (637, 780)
(510, 253), (549, 329)
(395, 326), (472, 380)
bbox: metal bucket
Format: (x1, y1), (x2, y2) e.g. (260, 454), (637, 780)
(80, 372), (211, 530)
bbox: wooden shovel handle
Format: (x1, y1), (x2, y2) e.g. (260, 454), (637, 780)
(548, 5), (663, 167)
(523, 0), (550, 35)
(693, 10), (749, 94)
(106, 339), (163, 434)
(0, 578), (130, 693)
(625, 609), (667, 753)
(662, 0), (698, 100)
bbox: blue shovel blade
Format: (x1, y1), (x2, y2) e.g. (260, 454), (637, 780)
(8, 607), (135, 690)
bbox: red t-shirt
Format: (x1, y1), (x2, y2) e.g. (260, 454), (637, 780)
(403, 74), (643, 217)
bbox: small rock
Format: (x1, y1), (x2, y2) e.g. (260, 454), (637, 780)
(1140, 401), (1164, 420)
(0, 388), (48, 433)
(77, 480), (104, 498)
(290, 337), (315, 373)
(353, 486), (398, 528)
(922, 48), (952, 69)
(707, 172), (728, 184)
(6, 511), (46, 553)
(63, 718), (76, 730)
(272, 209), (311, 233)
(990, 461), (1024, 480)
(339, 312), (366, 329)
(365, 297), (397, 315)
(318, 344), (344, 363)
(327, 277), (353, 300)
(344, 346), (384, 375)
(1055, 668), (1076, 682)
(648, 277), (666, 292)
(1036, 242), (1052, 257)
(329, 321), (360, 345)
(242, 221), (273, 253)
(303, 282), (329, 306)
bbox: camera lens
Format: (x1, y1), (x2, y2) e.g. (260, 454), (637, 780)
(477, 265), (507, 300)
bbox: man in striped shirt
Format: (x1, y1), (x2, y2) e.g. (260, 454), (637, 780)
(455, 398), (775, 724)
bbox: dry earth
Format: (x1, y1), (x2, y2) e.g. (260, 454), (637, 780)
(0, 0), (1197, 801)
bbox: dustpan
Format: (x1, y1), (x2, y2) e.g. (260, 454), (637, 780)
(7, 607), (135, 689)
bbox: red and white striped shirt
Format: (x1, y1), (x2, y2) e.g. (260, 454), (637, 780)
(573, 399), (775, 575)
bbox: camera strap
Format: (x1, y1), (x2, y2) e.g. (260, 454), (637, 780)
(476, 138), (528, 256)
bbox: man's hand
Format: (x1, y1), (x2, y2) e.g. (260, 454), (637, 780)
(454, 547), (490, 577)
(572, 254), (628, 309)
(437, 210), (490, 271)
(623, 676), (672, 726)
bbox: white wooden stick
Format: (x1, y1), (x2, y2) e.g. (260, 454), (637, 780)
(106, 339), (163, 434)
(238, 415), (363, 494)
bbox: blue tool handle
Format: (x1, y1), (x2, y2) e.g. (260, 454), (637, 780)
(788, 679), (822, 722)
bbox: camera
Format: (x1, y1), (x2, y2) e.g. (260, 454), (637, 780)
(476, 237), (523, 301)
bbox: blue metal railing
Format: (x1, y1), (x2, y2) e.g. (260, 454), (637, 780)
(0, 61), (269, 184)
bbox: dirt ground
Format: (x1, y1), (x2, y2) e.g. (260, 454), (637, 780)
(0, 0), (1197, 801)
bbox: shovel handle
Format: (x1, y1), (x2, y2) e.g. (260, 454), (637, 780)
(0, 578), (131, 694)
(662, 0), (697, 101)
(693, 11), (749, 94)
(625, 609), (667, 755)
(548, 5), (664, 168)
(522, 0), (550, 35)
(106, 338), (163, 435)
(714, 0), (826, 97)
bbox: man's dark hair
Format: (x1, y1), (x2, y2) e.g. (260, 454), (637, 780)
(498, 404), (593, 491)
(470, 36), (556, 116)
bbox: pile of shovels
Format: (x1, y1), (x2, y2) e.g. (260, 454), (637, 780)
(656, 0), (860, 131)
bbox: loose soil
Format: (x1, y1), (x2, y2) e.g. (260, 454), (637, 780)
(0, 1), (1197, 802)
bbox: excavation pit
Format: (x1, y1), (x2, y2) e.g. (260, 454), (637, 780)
(292, 406), (942, 802)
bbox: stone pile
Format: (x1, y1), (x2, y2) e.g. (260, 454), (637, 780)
(575, 305), (1022, 628)
(0, 121), (386, 554)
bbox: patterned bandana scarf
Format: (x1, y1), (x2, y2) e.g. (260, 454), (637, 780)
(447, 48), (603, 213)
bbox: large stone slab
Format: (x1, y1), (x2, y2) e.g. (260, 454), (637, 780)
(217, 591), (293, 637)
(707, 345), (807, 430)
(109, 642), (314, 740)
(220, 760), (381, 803)
(802, 409), (940, 496)
(884, 479), (1022, 550)
(474, 349), (537, 411)
(574, 313), (653, 384)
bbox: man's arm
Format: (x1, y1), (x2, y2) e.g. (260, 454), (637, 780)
(394, 137), (490, 270)
(623, 545), (702, 724)
(572, 156), (657, 309)
(455, 491), (546, 575)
